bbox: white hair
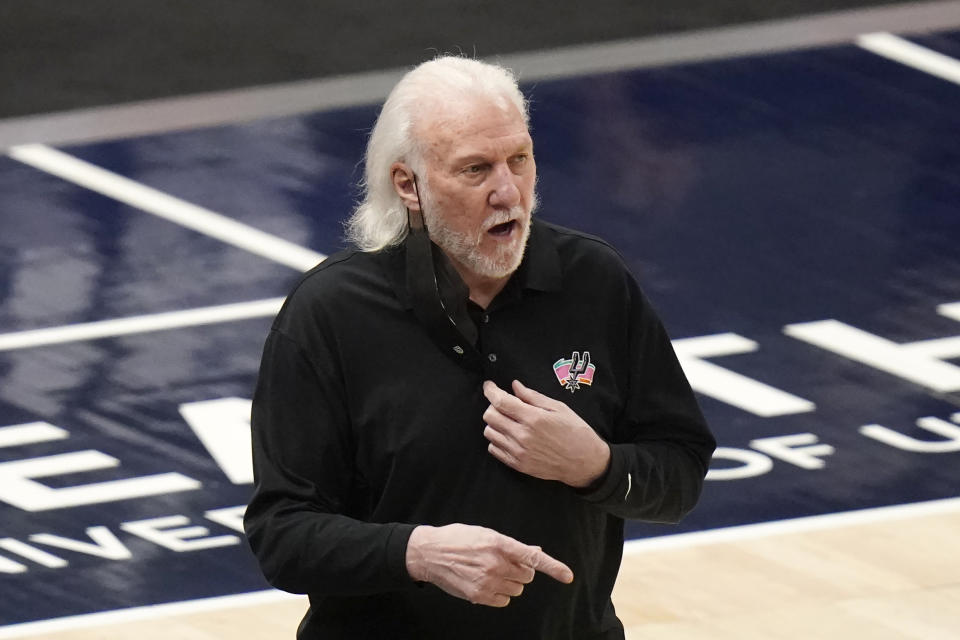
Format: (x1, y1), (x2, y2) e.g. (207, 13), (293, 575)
(345, 56), (529, 251)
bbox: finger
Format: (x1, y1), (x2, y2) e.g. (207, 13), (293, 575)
(499, 538), (574, 585)
(529, 549), (574, 584)
(468, 587), (511, 608)
(511, 379), (560, 411)
(497, 579), (526, 598)
(483, 380), (534, 421)
(483, 424), (515, 451)
(482, 404), (521, 432)
(488, 593), (511, 608)
(482, 379), (504, 402)
(487, 441), (520, 470)
(504, 562), (537, 585)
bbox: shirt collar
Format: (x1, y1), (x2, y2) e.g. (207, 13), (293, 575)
(379, 217), (562, 311)
(514, 217), (562, 294)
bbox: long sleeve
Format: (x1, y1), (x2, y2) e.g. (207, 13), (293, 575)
(243, 328), (416, 595)
(579, 276), (715, 523)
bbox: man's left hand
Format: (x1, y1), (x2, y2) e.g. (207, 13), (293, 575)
(482, 380), (611, 488)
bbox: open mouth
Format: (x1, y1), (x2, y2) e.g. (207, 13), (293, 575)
(487, 220), (516, 237)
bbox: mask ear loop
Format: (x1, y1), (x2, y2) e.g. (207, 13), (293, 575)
(403, 172), (481, 366)
(407, 173), (427, 233)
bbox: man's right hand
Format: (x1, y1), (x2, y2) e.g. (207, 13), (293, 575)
(404, 523), (574, 607)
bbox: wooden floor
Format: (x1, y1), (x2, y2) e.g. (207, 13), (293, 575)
(9, 503), (959, 640)
(617, 507), (960, 639)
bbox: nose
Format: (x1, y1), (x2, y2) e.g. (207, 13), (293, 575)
(488, 164), (521, 209)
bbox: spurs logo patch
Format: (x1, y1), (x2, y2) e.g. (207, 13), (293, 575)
(553, 351), (596, 393)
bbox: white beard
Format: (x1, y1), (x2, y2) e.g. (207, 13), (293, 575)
(420, 190), (536, 280)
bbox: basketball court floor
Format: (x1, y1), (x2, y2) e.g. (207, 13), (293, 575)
(1, 3), (959, 638)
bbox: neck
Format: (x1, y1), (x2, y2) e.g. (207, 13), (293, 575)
(447, 259), (511, 310)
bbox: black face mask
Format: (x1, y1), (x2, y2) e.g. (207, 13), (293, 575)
(404, 174), (481, 367)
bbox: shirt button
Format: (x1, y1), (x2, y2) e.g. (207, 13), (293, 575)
(483, 314), (490, 324)
(453, 345), (464, 355)
(488, 353), (497, 362)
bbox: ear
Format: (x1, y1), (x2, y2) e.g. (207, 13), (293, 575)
(390, 162), (421, 211)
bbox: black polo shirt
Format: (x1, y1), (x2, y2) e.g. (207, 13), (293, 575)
(245, 219), (714, 640)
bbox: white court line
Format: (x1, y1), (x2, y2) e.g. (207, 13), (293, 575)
(7, 144), (326, 272)
(623, 495), (960, 554)
(857, 31), (960, 85)
(0, 423), (69, 448)
(2, 1), (959, 150)
(0, 590), (305, 639)
(940, 301), (960, 322)
(905, 335), (960, 359)
(0, 496), (958, 638)
(0, 298), (284, 352)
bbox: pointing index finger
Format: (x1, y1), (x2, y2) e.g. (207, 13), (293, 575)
(500, 537), (574, 584)
(529, 548), (574, 584)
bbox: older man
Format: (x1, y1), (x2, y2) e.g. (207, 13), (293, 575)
(244, 56), (715, 639)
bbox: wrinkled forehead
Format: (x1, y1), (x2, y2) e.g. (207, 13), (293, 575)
(412, 94), (530, 162)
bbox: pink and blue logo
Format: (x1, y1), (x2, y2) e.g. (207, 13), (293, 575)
(553, 351), (596, 393)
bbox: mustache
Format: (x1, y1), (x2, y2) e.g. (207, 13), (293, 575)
(482, 205), (527, 230)
(474, 205), (528, 246)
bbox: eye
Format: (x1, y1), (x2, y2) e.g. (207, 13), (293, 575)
(463, 163), (488, 176)
(510, 154), (529, 167)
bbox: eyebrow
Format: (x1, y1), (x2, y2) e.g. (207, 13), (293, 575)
(451, 153), (488, 166)
(450, 141), (533, 167)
